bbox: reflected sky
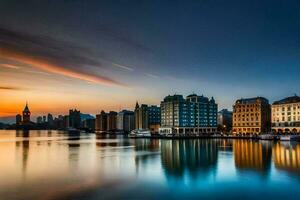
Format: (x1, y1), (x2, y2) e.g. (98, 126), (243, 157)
(0, 130), (300, 199)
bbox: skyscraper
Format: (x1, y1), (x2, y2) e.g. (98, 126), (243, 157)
(69, 109), (81, 129)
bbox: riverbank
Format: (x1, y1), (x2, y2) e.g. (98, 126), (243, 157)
(128, 134), (300, 141)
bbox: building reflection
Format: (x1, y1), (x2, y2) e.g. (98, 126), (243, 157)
(95, 134), (127, 147)
(133, 139), (160, 152)
(160, 139), (218, 178)
(15, 130), (30, 176)
(272, 142), (300, 174)
(233, 140), (272, 174)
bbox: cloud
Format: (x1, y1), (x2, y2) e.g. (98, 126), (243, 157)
(0, 63), (21, 69)
(0, 27), (126, 87)
(0, 86), (22, 90)
(95, 24), (153, 54)
(145, 73), (159, 79)
(110, 62), (134, 71)
(1, 48), (124, 87)
(24, 70), (52, 76)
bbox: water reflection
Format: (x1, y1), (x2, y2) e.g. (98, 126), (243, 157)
(1, 130), (300, 200)
(160, 139), (218, 178)
(233, 140), (272, 174)
(15, 131), (30, 177)
(273, 142), (300, 174)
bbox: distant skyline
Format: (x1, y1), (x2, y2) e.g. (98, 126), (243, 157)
(1, 0), (300, 121)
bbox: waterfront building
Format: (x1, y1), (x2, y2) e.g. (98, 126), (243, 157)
(232, 97), (271, 135)
(134, 102), (149, 129)
(159, 94), (218, 135)
(82, 118), (95, 130)
(117, 110), (135, 133)
(95, 111), (107, 131)
(16, 114), (22, 125)
(47, 113), (54, 125)
(22, 102), (31, 124)
(63, 115), (69, 129)
(42, 116), (46, 123)
(271, 95), (300, 133)
(69, 109), (81, 129)
(36, 116), (43, 124)
(148, 105), (161, 133)
(107, 111), (117, 131)
(218, 109), (233, 132)
(134, 102), (161, 133)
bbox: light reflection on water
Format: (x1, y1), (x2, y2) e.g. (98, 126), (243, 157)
(0, 130), (300, 200)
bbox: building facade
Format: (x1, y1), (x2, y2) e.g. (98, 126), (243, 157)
(117, 110), (135, 132)
(69, 109), (81, 129)
(16, 114), (22, 125)
(107, 111), (117, 131)
(271, 95), (300, 133)
(160, 94), (218, 135)
(232, 97), (271, 135)
(148, 105), (161, 133)
(22, 102), (31, 124)
(95, 111), (107, 132)
(218, 109), (233, 132)
(134, 102), (149, 130)
(83, 118), (95, 130)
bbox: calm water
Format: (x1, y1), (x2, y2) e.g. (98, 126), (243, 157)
(0, 130), (300, 200)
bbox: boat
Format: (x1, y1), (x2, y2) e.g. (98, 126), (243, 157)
(280, 135), (300, 141)
(129, 129), (151, 138)
(259, 134), (275, 140)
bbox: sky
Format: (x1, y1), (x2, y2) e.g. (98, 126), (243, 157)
(1, 0), (300, 121)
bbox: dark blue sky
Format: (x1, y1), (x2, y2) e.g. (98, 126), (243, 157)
(1, 0), (300, 115)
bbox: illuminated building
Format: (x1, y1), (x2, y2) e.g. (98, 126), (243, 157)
(232, 97), (271, 134)
(271, 95), (300, 133)
(160, 94), (218, 135)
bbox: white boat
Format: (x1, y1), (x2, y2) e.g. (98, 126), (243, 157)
(129, 129), (151, 138)
(259, 134), (275, 140)
(280, 135), (300, 141)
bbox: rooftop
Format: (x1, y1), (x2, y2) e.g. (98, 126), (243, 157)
(273, 95), (300, 105)
(235, 97), (269, 104)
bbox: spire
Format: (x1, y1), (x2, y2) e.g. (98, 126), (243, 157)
(23, 101), (30, 113)
(135, 101), (139, 109)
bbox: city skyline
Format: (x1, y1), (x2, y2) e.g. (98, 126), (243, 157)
(1, 0), (300, 120)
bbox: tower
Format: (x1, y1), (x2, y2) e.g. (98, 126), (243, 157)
(22, 102), (31, 124)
